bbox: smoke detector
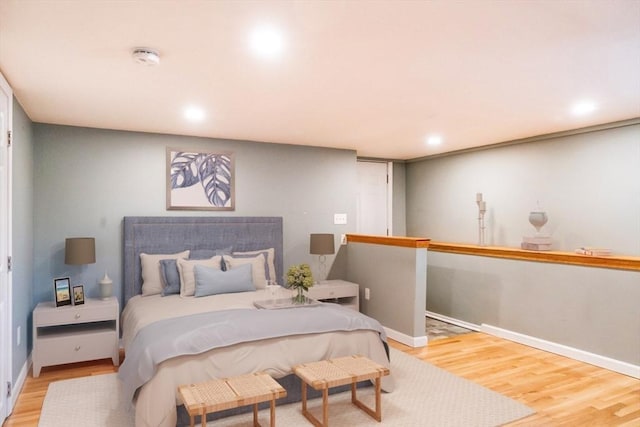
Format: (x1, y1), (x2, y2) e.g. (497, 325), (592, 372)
(132, 48), (160, 66)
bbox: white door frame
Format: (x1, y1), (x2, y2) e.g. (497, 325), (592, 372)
(0, 71), (13, 422)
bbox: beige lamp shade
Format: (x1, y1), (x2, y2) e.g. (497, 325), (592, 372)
(309, 233), (335, 255)
(64, 237), (96, 265)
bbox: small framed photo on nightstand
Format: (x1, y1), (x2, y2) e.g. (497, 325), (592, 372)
(73, 285), (85, 305)
(53, 277), (72, 307)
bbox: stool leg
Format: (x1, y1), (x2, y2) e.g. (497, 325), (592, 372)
(375, 377), (382, 420)
(253, 403), (259, 426)
(322, 388), (329, 426)
(301, 381), (307, 412)
(270, 398), (276, 427)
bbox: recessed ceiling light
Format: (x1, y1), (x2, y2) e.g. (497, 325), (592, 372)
(571, 100), (597, 116)
(426, 135), (443, 146)
(184, 106), (205, 122)
(249, 25), (285, 59)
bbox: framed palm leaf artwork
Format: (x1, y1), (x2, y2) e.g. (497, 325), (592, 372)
(166, 148), (235, 210)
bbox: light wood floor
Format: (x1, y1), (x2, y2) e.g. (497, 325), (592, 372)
(3, 332), (639, 426)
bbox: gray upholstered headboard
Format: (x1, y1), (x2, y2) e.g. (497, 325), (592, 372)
(123, 216), (283, 305)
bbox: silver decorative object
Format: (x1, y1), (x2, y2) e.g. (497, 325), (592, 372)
(476, 193), (486, 246)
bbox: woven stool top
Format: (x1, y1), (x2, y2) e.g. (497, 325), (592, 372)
(293, 355), (390, 390)
(178, 372), (286, 414)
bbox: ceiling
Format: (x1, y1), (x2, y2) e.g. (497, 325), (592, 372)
(1, 1), (639, 160)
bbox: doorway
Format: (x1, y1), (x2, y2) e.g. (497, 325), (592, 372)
(356, 160), (392, 236)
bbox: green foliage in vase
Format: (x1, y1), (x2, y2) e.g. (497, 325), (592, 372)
(286, 264), (314, 290)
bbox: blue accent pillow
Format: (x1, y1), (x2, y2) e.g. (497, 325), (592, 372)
(194, 263), (255, 297)
(159, 259), (181, 296)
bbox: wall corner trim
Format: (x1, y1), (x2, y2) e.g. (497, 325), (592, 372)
(384, 327), (428, 348)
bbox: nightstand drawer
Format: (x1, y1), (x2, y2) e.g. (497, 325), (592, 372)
(307, 280), (359, 311)
(34, 302), (116, 327)
(36, 329), (117, 366)
(310, 285), (356, 299)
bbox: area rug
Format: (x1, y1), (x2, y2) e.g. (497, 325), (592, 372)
(39, 349), (534, 427)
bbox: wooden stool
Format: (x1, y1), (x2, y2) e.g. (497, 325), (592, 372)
(178, 372), (287, 427)
(293, 355), (390, 426)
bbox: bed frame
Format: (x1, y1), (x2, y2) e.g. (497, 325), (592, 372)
(123, 216), (283, 305)
(122, 215), (366, 425)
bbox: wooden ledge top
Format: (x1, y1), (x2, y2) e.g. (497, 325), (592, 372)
(428, 241), (640, 272)
(346, 234), (430, 248)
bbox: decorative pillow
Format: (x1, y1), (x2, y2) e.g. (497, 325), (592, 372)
(159, 259), (181, 296)
(194, 263), (255, 297)
(177, 256), (222, 297)
(140, 250), (190, 296)
(232, 248), (276, 282)
(224, 254), (267, 289)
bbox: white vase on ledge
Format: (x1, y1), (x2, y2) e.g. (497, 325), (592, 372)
(528, 210), (548, 236)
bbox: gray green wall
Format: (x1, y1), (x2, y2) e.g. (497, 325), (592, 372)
(11, 98), (33, 383)
(32, 124), (358, 310)
(346, 242), (426, 341)
(407, 123), (640, 254)
(406, 122), (640, 365)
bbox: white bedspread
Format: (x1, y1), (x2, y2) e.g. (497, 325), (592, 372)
(121, 291), (393, 427)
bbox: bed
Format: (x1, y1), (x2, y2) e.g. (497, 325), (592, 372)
(118, 216), (393, 427)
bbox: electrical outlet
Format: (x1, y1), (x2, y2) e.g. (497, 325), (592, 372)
(341, 234), (347, 245)
(364, 288), (370, 300)
(16, 326), (21, 346)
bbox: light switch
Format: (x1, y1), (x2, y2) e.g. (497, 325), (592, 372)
(334, 213), (347, 225)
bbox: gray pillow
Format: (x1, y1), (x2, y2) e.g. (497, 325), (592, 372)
(190, 247), (232, 271)
(159, 259), (181, 296)
(194, 263), (255, 297)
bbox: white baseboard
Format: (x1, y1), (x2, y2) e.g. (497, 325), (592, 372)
(10, 355), (30, 411)
(425, 311), (480, 332)
(384, 326), (427, 348)
(482, 324), (640, 379)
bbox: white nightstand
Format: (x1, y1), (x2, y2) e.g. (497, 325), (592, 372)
(307, 280), (359, 311)
(32, 297), (119, 377)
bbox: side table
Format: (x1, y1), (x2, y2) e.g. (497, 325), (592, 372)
(32, 297), (119, 377)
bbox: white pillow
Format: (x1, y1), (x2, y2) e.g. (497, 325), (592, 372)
(225, 254), (267, 289)
(232, 248), (276, 282)
(140, 250), (190, 296)
(177, 256), (222, 297)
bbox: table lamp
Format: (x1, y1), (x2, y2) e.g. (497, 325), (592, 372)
(64, 237), (96, 298)
(65, 237), (96, 265)
(310, 233), (335, 283)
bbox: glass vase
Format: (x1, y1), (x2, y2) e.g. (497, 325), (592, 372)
(292, 286), (306, 304)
